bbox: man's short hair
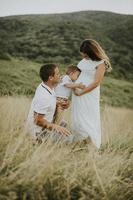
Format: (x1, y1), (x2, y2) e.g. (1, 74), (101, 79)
(66, 65), (81, 75)
(40, 64), (57, 82)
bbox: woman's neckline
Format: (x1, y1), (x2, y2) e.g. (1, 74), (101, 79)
(84, 58), (91, 61)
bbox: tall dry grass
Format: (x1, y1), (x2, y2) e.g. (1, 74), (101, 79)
(0, 96), (133, 200)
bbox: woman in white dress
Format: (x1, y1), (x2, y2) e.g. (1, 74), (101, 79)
(71, 39), (112, 148)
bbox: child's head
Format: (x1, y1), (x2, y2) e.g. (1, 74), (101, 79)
(66, 65), (81, 81)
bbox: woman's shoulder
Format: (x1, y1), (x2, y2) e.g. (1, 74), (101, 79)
(92, 59), (105, 67)
(77, 59), (105, 70)
(77, 58), (90, 66)
(86, 59), (105, 70)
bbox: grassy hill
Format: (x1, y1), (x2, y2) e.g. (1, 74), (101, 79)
(0, 58), (40, 95)
(0, 11), (133, 81)
(0, 57), (133, 108)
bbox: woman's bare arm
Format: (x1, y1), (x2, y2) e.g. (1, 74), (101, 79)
(64, 82), (85, 89)
(74, 63), (106, 96)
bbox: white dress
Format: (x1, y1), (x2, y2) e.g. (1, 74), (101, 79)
(71, 58), (104, 148)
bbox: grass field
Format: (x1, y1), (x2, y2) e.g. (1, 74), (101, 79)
(0, 57), (133, 108)
(0, 96), (133, 200)
(0, 11), (133, 199)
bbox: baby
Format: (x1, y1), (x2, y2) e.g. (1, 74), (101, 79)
(55, 65), (85, 124)
(55, 65), (85, 99)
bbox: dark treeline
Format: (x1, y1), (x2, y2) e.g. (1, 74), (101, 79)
(0, 11), (133, 80)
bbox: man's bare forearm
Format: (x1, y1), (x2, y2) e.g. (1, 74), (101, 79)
(34, 112), (71, 136)
(34, 112), (53, 130)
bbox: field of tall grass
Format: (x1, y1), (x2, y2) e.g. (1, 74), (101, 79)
(0, 96), (133, 200)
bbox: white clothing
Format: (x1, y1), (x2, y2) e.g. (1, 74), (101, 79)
(27, 82), (56, 138)
(55, 75), (72, 99)
(71, 58), (104, 148)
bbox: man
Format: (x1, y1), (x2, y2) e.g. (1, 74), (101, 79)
(27, 63), (71, 141)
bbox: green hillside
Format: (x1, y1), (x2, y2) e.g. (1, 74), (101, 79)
(0, 58), (40, 95)
(0, 11), (133, 81)
(0, 58), (133, 108)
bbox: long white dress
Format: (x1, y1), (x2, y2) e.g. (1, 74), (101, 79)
(71, 58), (104, 148)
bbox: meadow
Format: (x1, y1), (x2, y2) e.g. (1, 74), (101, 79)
(0, 10), (133, 200)
(0, 96), (133, 200)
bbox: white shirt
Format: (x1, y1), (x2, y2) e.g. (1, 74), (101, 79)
(55, 75), (72, 99)
(26, 82), (56, 137)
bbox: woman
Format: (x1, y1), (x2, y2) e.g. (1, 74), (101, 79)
(71, 39), (112, 148)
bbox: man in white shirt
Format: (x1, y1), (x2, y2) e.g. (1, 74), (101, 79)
(27, 63), (71, 142)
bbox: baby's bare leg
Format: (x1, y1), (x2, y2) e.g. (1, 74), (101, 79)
(55, 97), (65, 124)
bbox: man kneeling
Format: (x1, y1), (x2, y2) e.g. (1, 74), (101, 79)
(26, 63), (71, 143)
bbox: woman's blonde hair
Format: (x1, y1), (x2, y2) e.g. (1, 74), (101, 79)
(80, 39), (112, 72)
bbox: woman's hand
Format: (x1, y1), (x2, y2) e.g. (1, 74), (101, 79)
(78, 83), (86, 89)
(74, 89), (84, 96)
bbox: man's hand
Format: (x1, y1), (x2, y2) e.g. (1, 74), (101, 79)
(34, 112), (71, 136)
(52, 124), (71, 136)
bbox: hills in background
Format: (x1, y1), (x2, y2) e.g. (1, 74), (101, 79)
(0, 11), (133, 108)
(0, 11), (133, 81)
(0, 57), (133, 108)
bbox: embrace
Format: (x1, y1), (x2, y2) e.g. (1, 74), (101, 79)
(27, 39), (111, 148)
